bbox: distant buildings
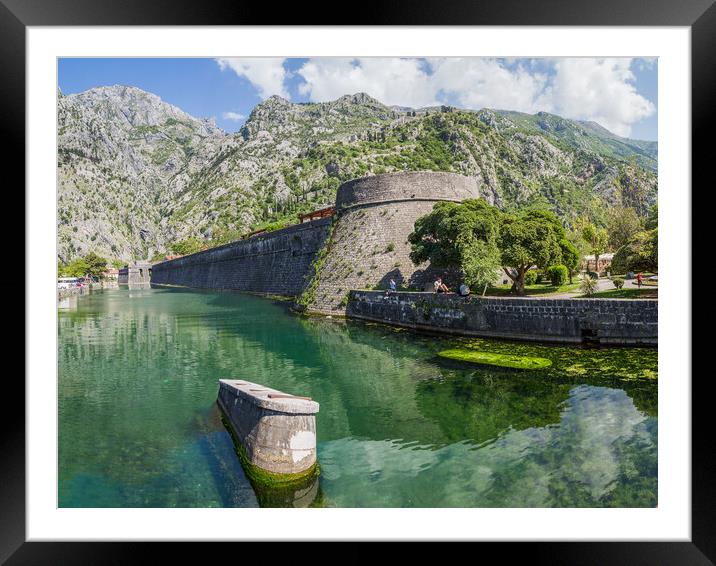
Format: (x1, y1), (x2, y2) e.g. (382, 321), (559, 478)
(104, 267), (119, 281)
(583, 253), (614, 273)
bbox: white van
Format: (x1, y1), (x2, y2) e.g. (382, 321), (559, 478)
(57, 277), (80, 289)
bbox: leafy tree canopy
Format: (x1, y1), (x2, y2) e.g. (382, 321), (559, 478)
(645, 202), (658, 231)
(170, 237), (205, 256)
(499, 209), (564, 277)
(408, 199), (502, 267)
(612, 229), (658, 274)
(83, 252), (108, 279)
(606, 206), (643, 251)
(59, 258), (89, 278)
(409, 202), (575, 295)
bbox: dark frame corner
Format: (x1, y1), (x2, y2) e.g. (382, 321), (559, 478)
(5, 0), (712, 562)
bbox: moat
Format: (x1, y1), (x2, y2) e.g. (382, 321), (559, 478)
(58, 287), (657, 507)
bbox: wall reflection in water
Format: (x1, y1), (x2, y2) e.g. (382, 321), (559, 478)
(59, 288), (657, 508)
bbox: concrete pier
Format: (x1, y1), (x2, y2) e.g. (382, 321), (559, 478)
(217, 379), (319, 479)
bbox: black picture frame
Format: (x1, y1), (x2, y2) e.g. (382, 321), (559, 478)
(5, 0), (710, 561)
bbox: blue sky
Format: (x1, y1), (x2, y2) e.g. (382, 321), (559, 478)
(58, 57), (657, 140)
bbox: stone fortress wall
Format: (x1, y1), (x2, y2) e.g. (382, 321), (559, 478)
(307, 171), (480, 313)
(118, 261), (153, 287)
(152, 171), (479, 308)
(150, 171), (657, 345)
(151, 218), (332, 296)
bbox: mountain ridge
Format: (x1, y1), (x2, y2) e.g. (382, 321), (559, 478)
(57, 86), (657, 263)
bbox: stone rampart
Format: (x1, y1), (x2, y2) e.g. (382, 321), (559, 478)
(151, 218), (331, 296)
(306, 172), (480, 313)
(346, 291), (657, 345)
(148, 172), (481, 309)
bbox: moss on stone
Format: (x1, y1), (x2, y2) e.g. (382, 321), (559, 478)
(438, 348), (553, 370)
(218, 411), (320, 490)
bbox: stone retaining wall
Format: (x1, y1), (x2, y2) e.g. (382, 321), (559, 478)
(346, 291), (657, 345)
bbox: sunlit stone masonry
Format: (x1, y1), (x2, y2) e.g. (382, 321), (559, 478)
(217, 379), (320, 479)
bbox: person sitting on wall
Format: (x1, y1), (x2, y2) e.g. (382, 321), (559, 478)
(435, 277), (450, 294)
(385, 278), (397, 296)
(458, 282), (470, 297)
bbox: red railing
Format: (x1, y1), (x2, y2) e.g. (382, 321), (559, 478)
(298, 206), (335, 223)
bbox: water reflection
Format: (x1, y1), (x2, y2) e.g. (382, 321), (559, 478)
(59, 288), (657, 507)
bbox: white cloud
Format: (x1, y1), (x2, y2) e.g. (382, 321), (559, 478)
(544, 58), (655, 137)
(222, 111), (245, 122)
(428, 58), (550, 114)
(216, 58), (288, 99)
(294, 57), (655, 138)
(297, 58), (438, 108)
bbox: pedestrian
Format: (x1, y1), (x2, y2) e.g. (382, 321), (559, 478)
(636, 272), (643, 289)
(385, 278), (397, 296)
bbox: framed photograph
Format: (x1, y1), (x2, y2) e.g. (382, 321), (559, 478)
(7, 0), (711, 561)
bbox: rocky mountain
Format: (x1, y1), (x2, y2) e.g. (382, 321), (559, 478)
(57, 86), (657, 263)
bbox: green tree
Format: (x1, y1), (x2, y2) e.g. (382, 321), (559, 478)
(559, 236), (580, 283)
(62, 258), (89, 278)
(499, 210), (565, 295)
(171, 237), (204, 255)
(409, 202), (574, 296)
(581, 222), (609, 273)
(606, 206), (643, 251)
(459, 235), (502, 296)
(612, 230), (658, 273)
(645, 202), (658, 230)
(408, 199), (502, 268)
(83, 252), (108, 280)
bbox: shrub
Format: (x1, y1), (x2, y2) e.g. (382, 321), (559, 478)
(524, 270), (538, 286)
(546, 264), (568, 287)
(385, 242), (395, 253)
(580, 274), (599, 297)
(612, 277), (625, 289)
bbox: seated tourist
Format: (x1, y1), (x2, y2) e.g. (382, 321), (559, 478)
(385, 278), (397, 296)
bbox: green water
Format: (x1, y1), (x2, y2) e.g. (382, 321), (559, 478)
(58, 288), (657, 508)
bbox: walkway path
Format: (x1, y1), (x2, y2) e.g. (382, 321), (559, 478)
(548, 277), (657, 299)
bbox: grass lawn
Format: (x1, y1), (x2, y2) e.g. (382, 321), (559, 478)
(583, 288), (658, 299)
(485, 281), (581, 297)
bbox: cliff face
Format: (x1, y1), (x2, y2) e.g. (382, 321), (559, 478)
(57, 87), (657, 263)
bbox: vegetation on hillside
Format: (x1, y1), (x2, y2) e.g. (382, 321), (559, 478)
(58, 88), (658, 263)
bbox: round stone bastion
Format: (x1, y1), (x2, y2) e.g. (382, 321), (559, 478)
(307, 171), (481, 314)
(335, 170), (480, 211)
